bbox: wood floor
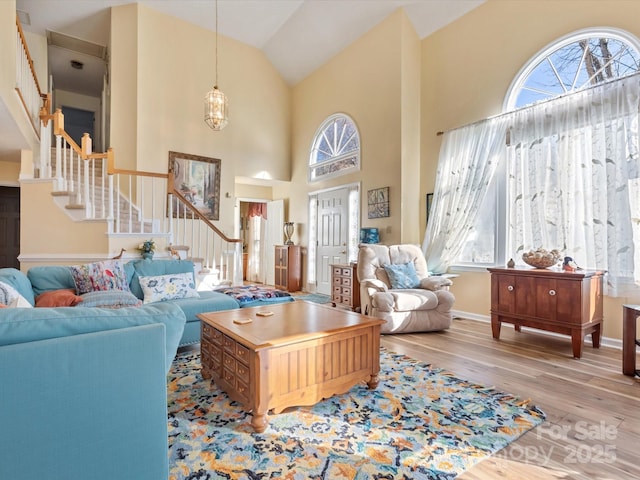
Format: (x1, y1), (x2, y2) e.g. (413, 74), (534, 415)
(380, 318), (640, 480)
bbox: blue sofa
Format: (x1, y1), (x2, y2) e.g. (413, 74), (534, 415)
(0, 260), (241, 480)
(20, 258), (241, 346)
(0, 298), (185, 480)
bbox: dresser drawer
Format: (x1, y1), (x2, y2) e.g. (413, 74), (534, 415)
(340, 296), (353, 307)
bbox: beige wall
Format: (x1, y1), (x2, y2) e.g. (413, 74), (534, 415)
(0, 159), (20, 184)
(422, 0), (640, 341)
(235, 183), (274, 201)
(288, 9), (418, 250)
(20, 181), (109, 268)
(111, 4), (290, 236)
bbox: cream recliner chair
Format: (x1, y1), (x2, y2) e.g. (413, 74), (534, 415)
(357, 244), (454, 333)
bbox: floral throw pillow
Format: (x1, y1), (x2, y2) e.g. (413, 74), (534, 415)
(138, 272), (199, 304)
(69, 260), (130, 294)
(382, 262), (421, 289)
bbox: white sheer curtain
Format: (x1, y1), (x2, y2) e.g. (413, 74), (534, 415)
(247, 215), (267, 283)
(422, 117), (510, 273)
(507, 75), (640, 295)
(423, 73), (640, 295)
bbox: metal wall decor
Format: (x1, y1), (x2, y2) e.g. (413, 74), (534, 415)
(367, 187), (389, 219)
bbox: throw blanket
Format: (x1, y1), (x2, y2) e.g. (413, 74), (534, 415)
(218, 285), (295, 308)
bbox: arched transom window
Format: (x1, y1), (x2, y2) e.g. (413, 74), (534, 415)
(506, 28), (640, 110)
(309, 113), (360, 182)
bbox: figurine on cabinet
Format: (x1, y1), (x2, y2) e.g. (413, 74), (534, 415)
(563, 256), (581, 272)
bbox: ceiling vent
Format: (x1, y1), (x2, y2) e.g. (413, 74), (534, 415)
(46, 30), (107, 60)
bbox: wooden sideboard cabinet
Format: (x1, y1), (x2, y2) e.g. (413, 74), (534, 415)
(274, 245), (301, 292)
(488, 267), (604, 358)
(331, 263), (360, 312)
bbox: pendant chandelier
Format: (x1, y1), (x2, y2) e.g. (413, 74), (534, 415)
(204, 0), (229, 130)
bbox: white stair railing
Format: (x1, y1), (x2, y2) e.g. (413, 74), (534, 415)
(37, 109), (242, 285)
(15, 15), (44, 137)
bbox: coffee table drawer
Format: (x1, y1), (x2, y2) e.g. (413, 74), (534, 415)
(223, 334), (235, 353)
(202, 323), (222, 344)
(223, 367), (250, 404)
(235, 343), (250, 365)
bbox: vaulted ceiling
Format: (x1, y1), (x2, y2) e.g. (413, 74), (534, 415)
(16, 0), (484, 95)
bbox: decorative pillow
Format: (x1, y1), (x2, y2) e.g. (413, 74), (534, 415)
(35, 289), (84, 307)
(0, 281), (33, 308)
(69, 260), (130, 294)
(0, 303), (6, 308)
(76, 290), (143, 309)
(0, 281), (21, 305)
(138, 272), (200, 304)
(383, 262), (421, 289)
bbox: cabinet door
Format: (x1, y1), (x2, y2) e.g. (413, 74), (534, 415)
(492, 274), (517, 314)
(552, 278), (583, 324)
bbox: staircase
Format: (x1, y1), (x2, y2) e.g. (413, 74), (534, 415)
(37, 109), (242, 286)
(48, 149), (153, 233)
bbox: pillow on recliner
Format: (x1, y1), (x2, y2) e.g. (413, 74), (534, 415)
(383, 262), (420, 289)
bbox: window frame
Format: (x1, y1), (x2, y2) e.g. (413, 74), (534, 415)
(504, 27), (640, 111)
(308, 113), (361, 183)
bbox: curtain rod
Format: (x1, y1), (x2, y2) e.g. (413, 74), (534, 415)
(435, 71), (640, 137)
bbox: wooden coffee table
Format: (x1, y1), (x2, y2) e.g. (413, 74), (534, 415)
(197, 301), (384, 432)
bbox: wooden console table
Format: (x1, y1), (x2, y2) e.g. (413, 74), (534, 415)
(488, 267), (604, 358)
(622, 304), (640, 376)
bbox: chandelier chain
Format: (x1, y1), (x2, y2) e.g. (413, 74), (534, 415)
(215, 0), (219, 87)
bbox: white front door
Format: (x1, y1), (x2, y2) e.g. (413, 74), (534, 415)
(315, 188), (349, 295)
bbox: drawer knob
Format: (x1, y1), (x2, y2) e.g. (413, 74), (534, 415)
(507, 285), (514, 292)
(549, 289), (556, 296)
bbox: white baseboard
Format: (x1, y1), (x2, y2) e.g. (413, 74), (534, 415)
(452, 309), (622, 350)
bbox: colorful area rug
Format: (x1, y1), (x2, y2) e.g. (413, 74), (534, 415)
(294, 293), (332, 304)
(167, 349), (545, 479)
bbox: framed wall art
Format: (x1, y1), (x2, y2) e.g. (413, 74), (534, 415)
(168, 151), (221, 220)
(367, 186), (389, 219)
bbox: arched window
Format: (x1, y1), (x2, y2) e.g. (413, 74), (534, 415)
(309, 113), (360, 182)
(505, 28), (640, 110)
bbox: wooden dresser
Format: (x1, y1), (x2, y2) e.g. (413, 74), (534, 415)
(274, 245), (301, 292)
(488, 267), (604, 358)
(331, 263), (360, 312)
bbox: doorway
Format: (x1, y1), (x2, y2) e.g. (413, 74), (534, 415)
(0, 186), (20, 269)
(238, 199), (283, 285)
(61, 106), (95, 147)
(311, 184), (360, 295)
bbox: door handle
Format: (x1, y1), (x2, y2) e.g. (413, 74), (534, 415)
(340, 251), (346, 254)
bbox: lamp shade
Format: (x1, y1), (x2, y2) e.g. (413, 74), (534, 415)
(360, 227), (379, 244)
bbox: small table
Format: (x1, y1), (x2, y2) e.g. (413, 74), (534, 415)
(622, 305), (640, 376)
(198, 301), (383, 432)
